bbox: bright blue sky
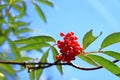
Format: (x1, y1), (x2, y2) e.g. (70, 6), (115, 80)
(19, 0), (120, 80)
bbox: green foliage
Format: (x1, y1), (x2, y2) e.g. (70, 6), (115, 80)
(0, 0), (55, 79)
(82, 29), (102, 50)
(14, 36), (56, 44)
(88, 55), (120, 77)
(33, 3), (47, 23)
(36, 49), (50, 80)
(1, 0), (120, 79)
(8, 38), (21, 59)
(78, 55), (98, 66)
(101, 32), (120, 49)
(36, 0), (54, 7)
(103, 51), (120, 60)
(19, 43), (50, 51)
(0, 64), (16, 76)
(12, 57), (33, 62)
(15, 28), (32, 34)
(30, 71), (35, 80)
(51, 46), (63, 74)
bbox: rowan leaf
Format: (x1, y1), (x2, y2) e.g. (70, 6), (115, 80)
(51, 46), (63, 74)
(33, 3), (46, 23)
(79, 55), (98, 66)
(36, 49), (49, 80)
(14, 36), (56, 44)
(8, 39), (21, 59)
(88, 55), (120, 77)
(82, 29), (102, 50)
(36, 0), (54, 7)
(19, 43), (50, 51)
(101, 32), (120, 49)
(103, 51), (120, 60)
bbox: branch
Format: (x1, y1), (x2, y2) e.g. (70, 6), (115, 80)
(0, 60), (119, 72)
(70, 60), (119, 70)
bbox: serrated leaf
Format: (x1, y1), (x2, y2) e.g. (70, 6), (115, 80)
(30, 71), (35, 80)
(88, 55), (120, 77)
(37, 0), (54, 7)
(79, 55), (98, 66)
(82, 29), (102, 50)
(33, 3), (46, 23)
(36, 49), (49, 80)
(101, 32), (120, 49)
(14, 36), (56, 44)
(19, 43), (50, 51)
(12, 57), (33, 62)
(51, 46), (63, 74)
(8, 38), (21, 59)
(103, 51), (120, 60)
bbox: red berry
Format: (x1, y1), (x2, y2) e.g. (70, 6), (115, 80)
(57, 32), (83, 63)
(60, 32), (65, 37)
(56, 55), (61, 60)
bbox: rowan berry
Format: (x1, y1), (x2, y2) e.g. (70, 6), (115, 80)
(60, 32), (65, 37)
(56, 32), (83, 63)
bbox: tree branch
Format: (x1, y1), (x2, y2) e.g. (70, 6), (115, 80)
(0, 60), (119, 72)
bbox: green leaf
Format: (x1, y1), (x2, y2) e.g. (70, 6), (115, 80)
(30, 71), (35, 80)
(8, 13), (15, 23)
(79, 55), (98, 66)
(82, 29), (102, 50)
(36, 69), (42, 80)
(19, 43), (50, 50)
(88, 55), (120, 77)
(0, 36), (6, 44)
(36, 0), (54, 7)
(33, 3), (47, 23)
(18, 28), (32, 33)
(8, 38), (21, 59)
(13, 4), (21, 11)
(101, 32), (120, 49)
(51, 46), (63, 74)
(0, 64), (15, 76)
(103, 51), (120, 60)
(40, 48), (49, 63)
(36, 49), (49, 80)
(17, 1), (26, 18)
(12, 57), (33, 62)
(14, 36), (56, 44)
(14, 21), (29, 27)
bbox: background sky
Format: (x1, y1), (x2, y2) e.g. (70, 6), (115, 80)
(18, 0), (120, 80)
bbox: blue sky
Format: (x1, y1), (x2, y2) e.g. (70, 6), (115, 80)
(18, 0), (120, 80)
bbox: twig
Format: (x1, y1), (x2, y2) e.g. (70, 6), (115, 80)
(0, 60), (119, 71)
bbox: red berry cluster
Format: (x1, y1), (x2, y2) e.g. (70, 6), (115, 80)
(56, 32), (83, 63)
